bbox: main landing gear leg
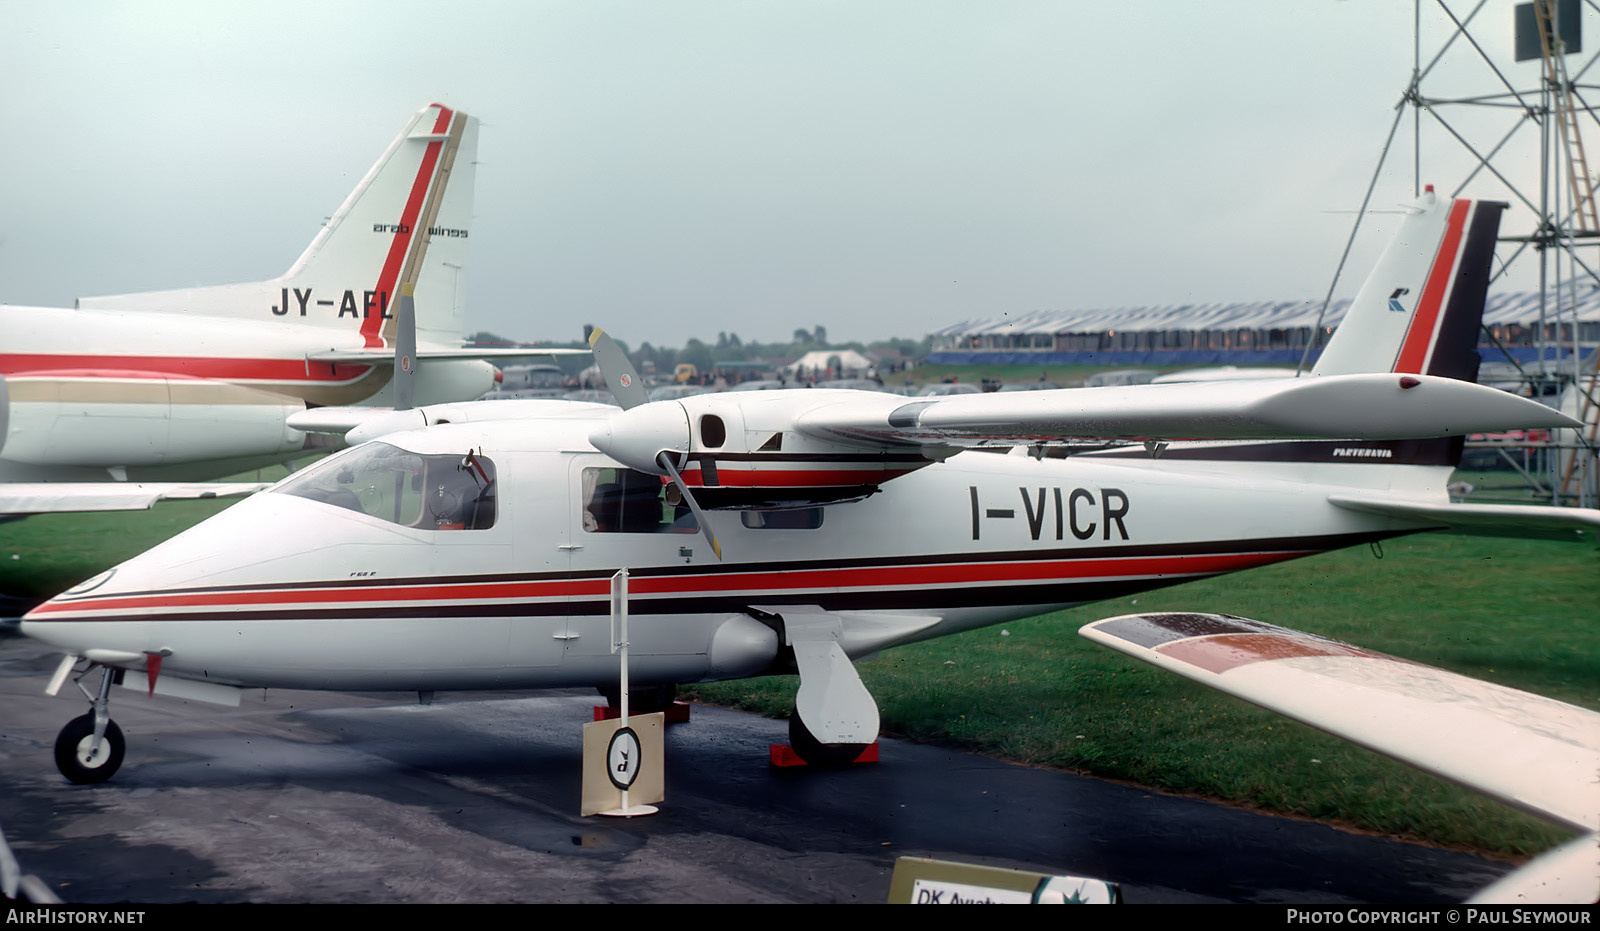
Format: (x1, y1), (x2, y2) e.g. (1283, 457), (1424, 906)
(54, 665), (125, 784)
(784, 613), (880, 767)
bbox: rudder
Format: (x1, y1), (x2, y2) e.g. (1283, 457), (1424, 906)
(1312, 191), (1505, 382)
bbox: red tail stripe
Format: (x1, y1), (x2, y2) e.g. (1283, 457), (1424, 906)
(1394, 199), (1471, 374)
(362, 105), (453, 349)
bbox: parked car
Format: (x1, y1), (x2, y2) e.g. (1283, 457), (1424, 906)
(917, 383), (982, 396)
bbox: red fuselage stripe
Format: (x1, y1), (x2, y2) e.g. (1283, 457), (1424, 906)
(679, 467), (919, 487)
(363, 106), (452, 349)
(29, 551), (1304, 617)
(0, 354), (371, 383)
(1394, 199), (1470, 374)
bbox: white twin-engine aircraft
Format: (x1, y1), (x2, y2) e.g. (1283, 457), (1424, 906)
(20, 191), (1595, 782)
(0, 104), (579, 516)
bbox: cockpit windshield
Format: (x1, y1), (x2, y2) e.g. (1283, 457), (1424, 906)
(276, 442), (497, 530)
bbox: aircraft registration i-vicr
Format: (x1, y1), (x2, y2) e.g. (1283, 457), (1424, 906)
(19, 190), (1598, 782)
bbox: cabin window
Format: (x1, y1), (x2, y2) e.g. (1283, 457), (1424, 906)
(699, 414), (727, 448)
(276, 443), (497, 530)
(582, 467), (698, 534)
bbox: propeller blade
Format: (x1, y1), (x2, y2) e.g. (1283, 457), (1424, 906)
(394, 284), (418, 412)
(0, 374), (9, 458)
(657, 451), (723, 561)
(588, 328), (650, 411)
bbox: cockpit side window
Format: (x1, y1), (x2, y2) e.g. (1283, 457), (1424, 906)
(276, 443), (497, 530)
(582, 467), (697, 534)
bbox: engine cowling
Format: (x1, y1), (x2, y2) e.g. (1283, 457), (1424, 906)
(590, 390), (936, 509)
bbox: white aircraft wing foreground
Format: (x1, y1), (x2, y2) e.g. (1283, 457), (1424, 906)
(1080, 612), (1600, 903)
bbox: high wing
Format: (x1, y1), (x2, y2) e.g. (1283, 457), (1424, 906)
(308, 346), (590, 362)
(290, 374), (1579, 514)
(0, 482), (268, 516)
(1080, 612), (1600, 904)
(787, 373), (1574, 446)
(286, 398), (615, 445)
(580, 376), (1577, 508)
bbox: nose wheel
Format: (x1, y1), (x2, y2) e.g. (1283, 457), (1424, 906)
(54, 713), (125, 784)
(53, 663), (126, 784)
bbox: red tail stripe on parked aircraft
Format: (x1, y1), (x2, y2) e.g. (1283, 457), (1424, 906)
(29, 550), (1306, 618)
(1393, 198), (1471, 374)
(363, 106), (452, 349)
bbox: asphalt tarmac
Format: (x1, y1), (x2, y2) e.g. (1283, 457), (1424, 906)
(0, 632), (1513, 904)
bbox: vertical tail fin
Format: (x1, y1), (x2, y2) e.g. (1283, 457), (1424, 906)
(75, 104), (478, 348)
(1090, 193), (1509, 469)
(1312, 191), (1505, 381)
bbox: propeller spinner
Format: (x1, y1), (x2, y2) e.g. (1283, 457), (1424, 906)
(588, 328), (724, 560)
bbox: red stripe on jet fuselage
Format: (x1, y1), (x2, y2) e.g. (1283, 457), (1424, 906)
(0, 354), (371, 384)
(362, 106), (452, 349)
(27, 549), (1308, 620)
(1394, 199), (1471, 374)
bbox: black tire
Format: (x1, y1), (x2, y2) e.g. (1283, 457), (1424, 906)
(788, 708), (869, 767)
(54, 713), (125, 785)
(596, 684), (679, 715)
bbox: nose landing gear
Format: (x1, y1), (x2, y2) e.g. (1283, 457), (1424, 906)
(53, 665), (125, 784)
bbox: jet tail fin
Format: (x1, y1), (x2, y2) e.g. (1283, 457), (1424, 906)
(75, 104), (477, 349)
(1313, 192), (1504, 382)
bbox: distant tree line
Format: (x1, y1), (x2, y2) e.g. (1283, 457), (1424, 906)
(466, 327), (930, 378)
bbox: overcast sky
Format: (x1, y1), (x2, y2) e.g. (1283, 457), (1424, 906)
(1, 1), (1569, 348)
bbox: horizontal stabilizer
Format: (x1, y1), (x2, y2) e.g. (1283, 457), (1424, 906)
(286, 398), (617, 444)
(1328, 494), (1600, 533)
(0, 482), (268, 516)
(1080, 612), (1600, 836)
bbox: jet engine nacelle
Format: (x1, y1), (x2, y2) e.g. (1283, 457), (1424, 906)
(592, 390), (938, 510)
(2, 373), (306, 468)
(348, 358), (500, 408)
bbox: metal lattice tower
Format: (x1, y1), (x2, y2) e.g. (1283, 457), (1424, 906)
(1321, 0), (1600, 508)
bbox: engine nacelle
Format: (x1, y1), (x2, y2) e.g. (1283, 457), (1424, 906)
(2, 371), (306, 468)
(591, 390), (936, 509)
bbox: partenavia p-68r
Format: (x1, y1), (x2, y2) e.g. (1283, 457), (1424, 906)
(0, 104), (581, 516)
(20, 191), (1595, 781)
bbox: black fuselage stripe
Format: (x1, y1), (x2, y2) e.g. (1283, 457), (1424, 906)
(73, 530), (1399, 602)
(35, 577), (1233, 624)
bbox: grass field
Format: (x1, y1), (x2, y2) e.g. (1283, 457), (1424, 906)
(682, 532), (1599, 859)
(2, 479), (1594, 859)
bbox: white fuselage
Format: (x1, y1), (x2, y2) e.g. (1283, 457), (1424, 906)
(20, 403), (1435, 693)
(0, 303), (495, 482)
